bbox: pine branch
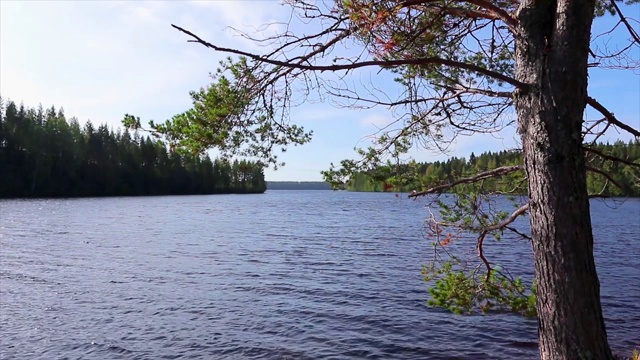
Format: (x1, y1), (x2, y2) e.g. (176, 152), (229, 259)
(170, 24), (529, 90)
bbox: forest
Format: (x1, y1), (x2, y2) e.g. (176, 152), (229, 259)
(345, 142), (640, 197)
(0, 98), (266, 198)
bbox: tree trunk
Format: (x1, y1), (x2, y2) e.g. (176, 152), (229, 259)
(514, 1), (613, 359)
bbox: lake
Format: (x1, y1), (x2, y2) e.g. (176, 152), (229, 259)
(1, 191), (638, 359)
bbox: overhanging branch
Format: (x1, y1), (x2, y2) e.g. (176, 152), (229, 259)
(585, 165), (624, 190)
(587, 96), (640, 137)
(408, 165), (524, 197)
(171, 24), (529, 90)
(585, 146), (640, 169)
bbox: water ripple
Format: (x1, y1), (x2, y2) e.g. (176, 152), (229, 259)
(0, 192), (638, 359)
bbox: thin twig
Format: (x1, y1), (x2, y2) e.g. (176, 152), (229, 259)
(609, 0), (640, 45)
(585, 165), (624, 190)
(586, 96), (640, 137)
(170, 24), (529, 89)
(476, 203), (530, 281)
(585, 146), (640, 168)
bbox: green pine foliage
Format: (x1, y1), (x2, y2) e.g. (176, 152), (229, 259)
(424, 260), (537, 317)
(343, 145), (640, 196)
(0, 97), (266, 198)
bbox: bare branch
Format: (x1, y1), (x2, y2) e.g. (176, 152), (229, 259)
(408, 165), (524, 198)
(585, 165), (624, 190)
(585, 146), (640, 169)
(587, 96), (640, 137)
(441, 84), (513, 98)
(477, 203), (530, 280)
(505, 226), (532, 240)
(583, 117), (607, 137)
(491, 176), (528, 195)
(609, 0), (640, 46)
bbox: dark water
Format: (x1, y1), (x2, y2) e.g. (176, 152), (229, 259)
(1, 191), (638, 359)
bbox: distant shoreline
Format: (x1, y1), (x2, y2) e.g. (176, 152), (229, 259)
(0, 190), (266, 200)
(266, 181), (332, 190)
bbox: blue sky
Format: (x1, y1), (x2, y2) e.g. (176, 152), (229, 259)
(1, 1), (638, 181)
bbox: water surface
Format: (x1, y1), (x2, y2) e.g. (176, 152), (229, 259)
(1, 191), (638, 359)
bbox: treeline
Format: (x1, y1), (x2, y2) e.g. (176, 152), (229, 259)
(0, 98), (266, 198)
(347, 141), (640, 196)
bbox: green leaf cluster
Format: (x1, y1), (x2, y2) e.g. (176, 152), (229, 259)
(124, 57), (312, 169)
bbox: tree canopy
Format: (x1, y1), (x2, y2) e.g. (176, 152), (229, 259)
(0, 98), (267, 198)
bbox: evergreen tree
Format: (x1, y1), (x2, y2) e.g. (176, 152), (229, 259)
(344, 144), (640, 197)
(0, 98), (267, 198)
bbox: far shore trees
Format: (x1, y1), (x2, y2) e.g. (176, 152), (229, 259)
(0, 98), (267, 197)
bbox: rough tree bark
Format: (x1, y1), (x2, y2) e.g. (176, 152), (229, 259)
(515, 0), (612, 359)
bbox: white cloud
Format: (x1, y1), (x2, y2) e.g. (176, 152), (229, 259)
(0, 0), (301, 133)
(0, 1), (227, 128)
